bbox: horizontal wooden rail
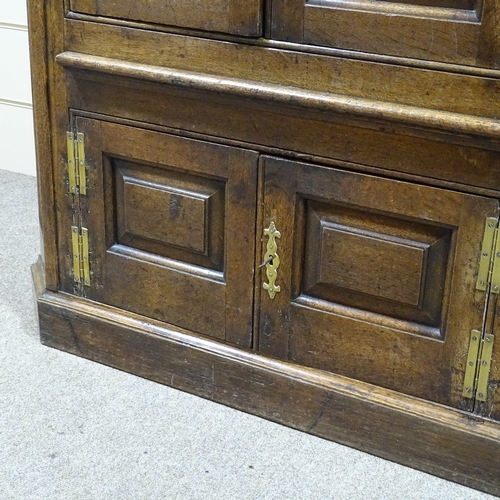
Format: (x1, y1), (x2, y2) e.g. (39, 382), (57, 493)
(56, 51), (500, 141)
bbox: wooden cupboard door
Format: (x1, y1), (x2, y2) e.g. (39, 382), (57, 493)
(480, 279), (500, 421)
(72, 117), (258, 347)
(258, 156), (497, 408)
(271, 0), (500, 68)
(69, 0), (262, 37)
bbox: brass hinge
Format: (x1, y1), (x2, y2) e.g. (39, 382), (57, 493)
(66, 131), (87, 195)
(463, 329), (495, 401)
(71, 225), (90, 287)
(476, 217), (500, 294)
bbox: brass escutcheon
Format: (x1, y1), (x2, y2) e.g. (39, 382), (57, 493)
(263, 222), (281, 299)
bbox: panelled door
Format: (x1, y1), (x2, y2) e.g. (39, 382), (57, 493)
(271, 0), (500, 68)
(67, 117), (258, 347)
(69, 0), (263, 37)
(258, 156), (498, 409)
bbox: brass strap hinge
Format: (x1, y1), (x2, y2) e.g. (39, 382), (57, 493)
(66, 131), (87, 195)
(476, 217), (500, 294)
(463, 329), (495, 401)
(71, 226), (90, 287)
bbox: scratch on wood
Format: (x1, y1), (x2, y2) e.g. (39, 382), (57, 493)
(308, 393), (333, 432)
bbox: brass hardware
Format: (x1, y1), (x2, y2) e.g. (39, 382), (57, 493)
(81, 227), (90, 286)
(71, 225), (90, 286)
(463, 330), (495, 401)
(476, 334), (494, 402)
(71, 225), (81, 283)
(463, 330), (481, 399)
(77, 132), (87, 195)
(476, 216), (500, 294)
(66, 131), (87, 195)
(263, 221), (281, 299)
(67, 132), (77, 194)
(491, 229), (500, 294)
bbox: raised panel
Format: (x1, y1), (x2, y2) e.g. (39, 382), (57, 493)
(272, 0), (499, 68)
(318, 224), (426, 307)
(69, 0), (262, 37)
(122, 181), (208, 254)
(302, 201), (452, 332)
(114, 159), (225, 271)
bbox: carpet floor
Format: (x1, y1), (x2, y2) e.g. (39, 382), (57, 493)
(0, 169), (494, 500)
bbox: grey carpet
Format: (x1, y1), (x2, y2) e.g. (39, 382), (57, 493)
(0, 168), (494, 500)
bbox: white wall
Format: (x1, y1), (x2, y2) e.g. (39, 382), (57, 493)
(0, 0), (36, 176)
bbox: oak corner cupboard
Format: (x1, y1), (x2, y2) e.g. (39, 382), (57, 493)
(29, 0), (500, 494)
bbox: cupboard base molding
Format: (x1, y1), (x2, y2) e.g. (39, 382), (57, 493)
(33, 262), (500, 497)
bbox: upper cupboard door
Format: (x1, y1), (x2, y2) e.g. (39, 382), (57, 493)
(271, 0), (500, 67)
(74, 118), (258, 347)
(258, 156), (497, 409)
(69, 0), (263, 37)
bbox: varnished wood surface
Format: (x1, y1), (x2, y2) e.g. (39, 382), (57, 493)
(70, 0), (262, 36)
(64, 77), (500, 194)
(76, 117), (258, 347)
(35, 286), (500, 497)
(29, 0), (500, 494)
(481, 289), (500, 421)
(258, 156), (496, 408)
(273, 0), (500, 68)
(27, 1), (58, 291)
(62, 20), (500, 120)
(56, 51), (500, 142)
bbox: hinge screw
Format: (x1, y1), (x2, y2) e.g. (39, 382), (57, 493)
(482, 361), (488, 366)
(497, 252), (500, 257)
(479, 393), (484, 398)
(472, 336), (477, 341)
(489, 223), (494, 228)
(483, 252), (489, 257)
(469, 361), (474, 366)
(486, 337), (492, 342)
(479, 281), (485, 286)
(494, 286), (499, 291)
(466, 387), (472, 393)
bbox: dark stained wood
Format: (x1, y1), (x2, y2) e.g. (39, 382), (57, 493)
(70, 0), (262, 36)
(489, 293), (500, 421)
(29, 0), (500, 494)
(303, 3), (479, 65)
(75, 117), (258, 346)
(302, 201), (451, 323)
(478, 0), (500, 67)
(63, 72), (500, 194)
(114, 158), (225, 270)
(63, 20), (500, 119)
(258, 156), (497, 408)
(57, 51), (500, 142)
(273, 0), (500, 68)
(26, 0), (59, 291)
(478, 287), (500, 421)
(36, 288), (500, 497)
(271, 0), (303, 42)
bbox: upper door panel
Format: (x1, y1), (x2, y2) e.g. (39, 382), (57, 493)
(271, 0), (500, 68)
(69, 0), (263, 37)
